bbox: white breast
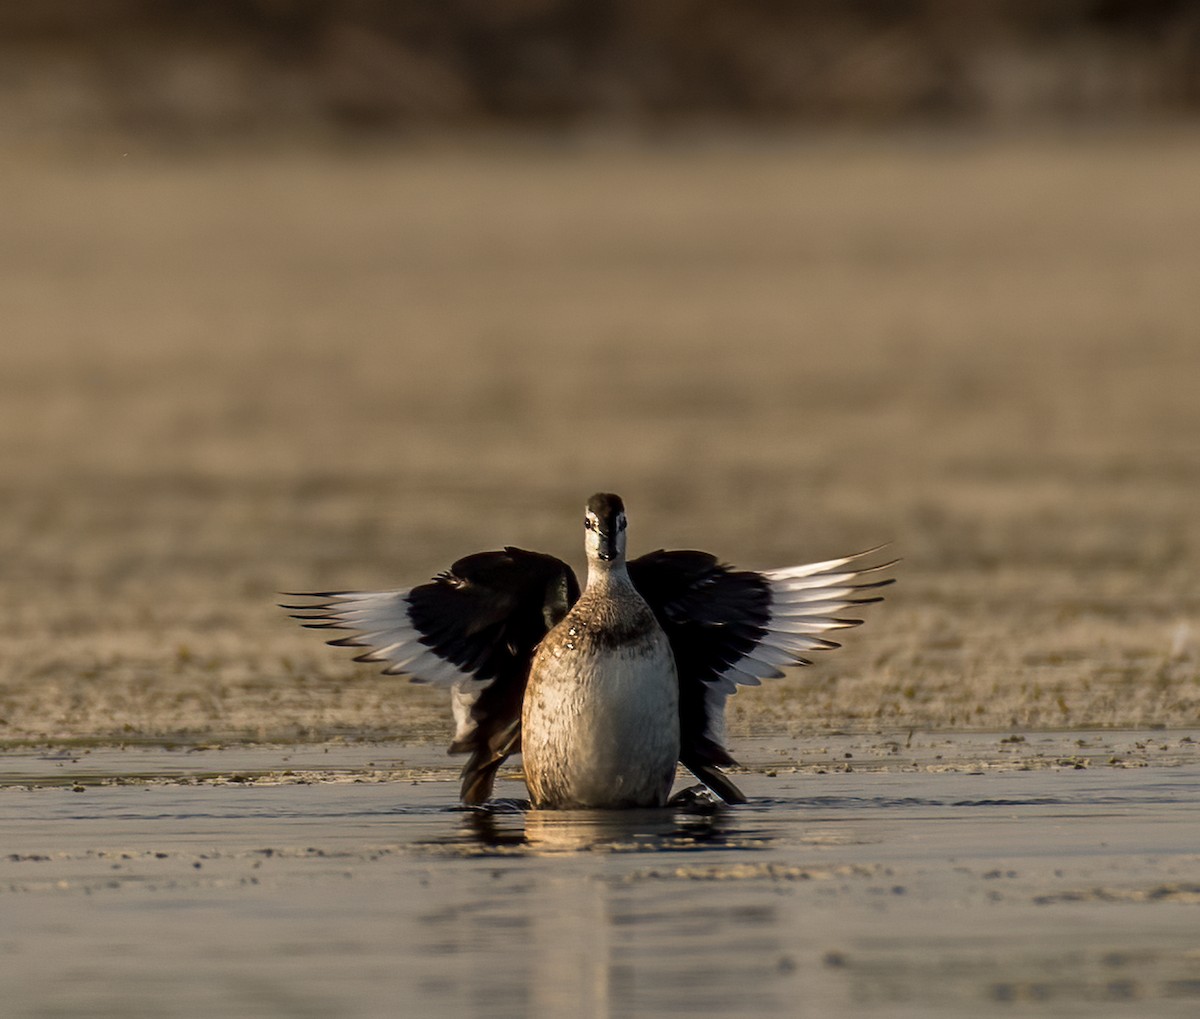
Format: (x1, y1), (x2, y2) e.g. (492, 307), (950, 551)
(522, 607), (680, 809)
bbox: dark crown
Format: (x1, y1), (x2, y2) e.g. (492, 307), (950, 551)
(586, 492), (625, 523)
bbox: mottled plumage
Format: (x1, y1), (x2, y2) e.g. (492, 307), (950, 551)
(284, 492), (893, 807)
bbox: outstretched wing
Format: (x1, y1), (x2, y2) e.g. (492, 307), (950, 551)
(283, 547), (580, 803)
(628, 547), (894, 802)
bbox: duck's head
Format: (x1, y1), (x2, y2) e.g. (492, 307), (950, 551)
(584, 492), (627, 566)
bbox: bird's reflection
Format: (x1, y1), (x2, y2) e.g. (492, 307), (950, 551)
(442, 789), (772, 855)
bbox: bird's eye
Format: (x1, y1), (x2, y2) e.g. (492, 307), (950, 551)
(584, 518), (594, 530)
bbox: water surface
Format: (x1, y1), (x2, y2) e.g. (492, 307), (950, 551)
(3, 734), (1199, 1017)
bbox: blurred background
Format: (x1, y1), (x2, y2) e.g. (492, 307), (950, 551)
(2, 1), (1198, 743)
(4, 1), (1200, 138)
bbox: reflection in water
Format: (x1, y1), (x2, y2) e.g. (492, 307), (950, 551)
(444, 800), (773, 855)
(413, 802), (788, 1018)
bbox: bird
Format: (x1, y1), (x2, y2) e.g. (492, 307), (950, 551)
(283, 493), (893, 809)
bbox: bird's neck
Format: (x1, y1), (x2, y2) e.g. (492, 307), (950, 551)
(584, 557), (632, 594)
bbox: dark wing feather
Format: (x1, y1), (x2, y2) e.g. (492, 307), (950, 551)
(284, 547), (579, 803)
(628, 551), (767, 802)
(629, 547), (894, 803)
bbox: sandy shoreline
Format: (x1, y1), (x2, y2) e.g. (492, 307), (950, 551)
(2, 133), (1199, 745)
(5, 126), (1200, 1019)
(4, 729), (1197, 790)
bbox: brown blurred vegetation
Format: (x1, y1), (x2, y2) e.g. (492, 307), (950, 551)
(3, 136), (1199, 741)
(2, 5), (1198, 744)
(3, 0), (1200, 140)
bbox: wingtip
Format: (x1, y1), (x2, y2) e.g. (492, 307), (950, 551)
(770, 545), (899, 581)
(846, 576), (896, 593)
(851, 541), (892, 558)
(844, 554), (900, 579)
(287, 610), (336, 621)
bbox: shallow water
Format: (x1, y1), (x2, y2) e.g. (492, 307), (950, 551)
(3, 735), (1200, 1018)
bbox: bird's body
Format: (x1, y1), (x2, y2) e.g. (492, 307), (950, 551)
(523, 564), (679, 808)
(285, 493), (893, 809)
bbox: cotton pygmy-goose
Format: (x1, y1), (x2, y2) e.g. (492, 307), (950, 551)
(284, 493), (893, 809)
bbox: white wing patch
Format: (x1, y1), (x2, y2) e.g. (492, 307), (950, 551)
(286, 589), (481, 689)
(704, 547), (893, 743)
(450, 680), (486, 745)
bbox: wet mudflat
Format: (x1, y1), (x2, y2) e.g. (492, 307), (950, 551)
(3, 136), (1200, 744)
(4, 734), (1199, 1019)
